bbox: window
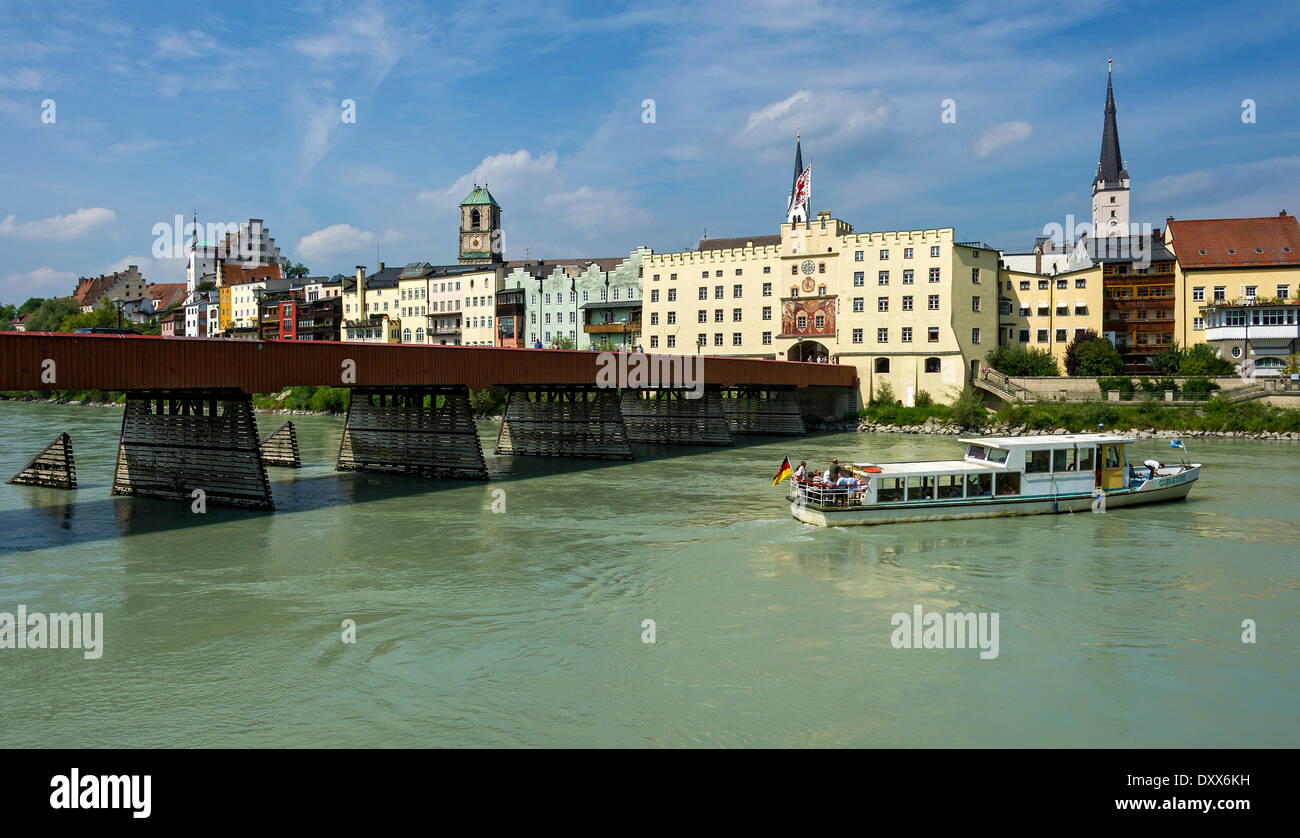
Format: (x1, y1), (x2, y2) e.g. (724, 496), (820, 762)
(733, 284), (742, 297)
(971, 296), (981, 312)
(1019, 280), (1030, 291)
(648, 335), (658, 348)
(851, 328), (863, 343)
(732, 333), (742, 346)
(1245, 285), (1258, 299)
(1075, 278), (1087, 289)
(713, 333), (723, 346)
(650, 312), (659, 325)
(667, 335), (676, 348)
(733, 308), (742, 322)
(902, 296), (913, 311)
(1075, 303), (1088, 315)
(1036, 329), (1048, 343)
(815, 313), (825, 329)
(1231, 346), (1242, 358)
(818, 263), (826, 273)
(971, 327), (981, 344)
(1038, 279), (1049, 290)
(878, 297), (888, 312)
(904, 247), (913, 259)
(901, 327), (912, 342)
(1278, 285), (1290, 300)
(650, 289), (660, 303)
(879, 271), (889, 285)
(930, 246), (940, 257)
(763, 266), (771, 274)
(1193, 317), (1204, 330)
(698, 310), (707, 323)
(797, 314), (807, 330)
(903, 269), (914, 285)
(929, 268), (940, 283)
(763, 282), (772, 296)
(762, 331), (771, 345)
(1055, 328), (1067, 342)
(877, 328), (888, 343)
(667, 289), (676, 302)
(854, 272), (865, 286)
(701, 270), (709, 279)
(1026, 450), (1051, 474)
(1018, 329), (1029, 343)
(1056, 304), (1069, 316)
(714, 286), (724, 299)
(928, 295), (940, 310)
(791, 265), (798, 275)
(855, 251), (864, 261)
(1037, 304), (1050, 317)
(666, 311), (675, 324)
(924, 357), (941, 373)
(971, 268), (980, 283)
(1213, 286), (1226, 301)
(1056, 279), (1068, 290)
(875, 358), (890, 373)
(698, 287), (708, 300)
(716, 270), (723, 278)
(880, 249), (889, 259)
(698, 333), (706, 346)
(927, 327), (939, 342)
(652, 274), (660, 281)
(853, 298), (864, 312)
(714, 309), (724, 322)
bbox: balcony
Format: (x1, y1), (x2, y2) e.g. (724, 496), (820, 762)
(584, 322), (636, 334)
(1204, 324), (1300, 342)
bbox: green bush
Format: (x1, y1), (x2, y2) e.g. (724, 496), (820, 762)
(914, 390), (933, 408)
(871, 380), (896, 406)
(986, 345), (1060, 377)
(1181, 376), (1220, 398)
(1179, 343), (1235, 376)
(949, 387), (986, 429)
(1097, 377), (1134, 395)
(1073, 338), (1125, 376)
(469, 386), (507, 416)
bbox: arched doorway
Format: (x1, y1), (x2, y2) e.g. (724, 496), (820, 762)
(787, 340), (830, 362)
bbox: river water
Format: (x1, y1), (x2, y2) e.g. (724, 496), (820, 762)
(1, 401), (1296, 747)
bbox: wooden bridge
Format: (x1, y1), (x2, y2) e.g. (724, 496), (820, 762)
(1, 333), (856, 510)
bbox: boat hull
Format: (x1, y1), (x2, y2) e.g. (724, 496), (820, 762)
(789, 466), (1199, 526)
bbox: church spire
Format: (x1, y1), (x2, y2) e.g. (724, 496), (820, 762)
(1096, 58), (1127, 186)
(787, 134), (810, 225)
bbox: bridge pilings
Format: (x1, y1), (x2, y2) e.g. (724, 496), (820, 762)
(718, 387), (806, 435)
(259, 421), (301, 467)
(336, 386), (488, 479)
(112, 388), (274, 510)
(7, 432), (77, 489)
(618, 387), (734, 446)
(792, 386), (859, 425)
(495, 386), (634, 460)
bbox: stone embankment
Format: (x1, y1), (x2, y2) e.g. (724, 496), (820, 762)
(804, 416), (1300, 440)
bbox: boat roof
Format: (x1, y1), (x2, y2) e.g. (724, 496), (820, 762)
(958, 433), (1137, 447)
(850, 459), (1005, 477)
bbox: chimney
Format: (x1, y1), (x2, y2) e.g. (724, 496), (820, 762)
(378, 261), (385, 271)
(1281, 210), (1288, 216)
(216, 260), (223, 288)
(356, 266), (367, 320)
(1035, 252), (1041, 274)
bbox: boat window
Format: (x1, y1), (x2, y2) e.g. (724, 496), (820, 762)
(1105, 446), (1122, 469)
(966, 444), (986, 460)
(936, 474), (964, 499)
(965, 473), (983, 497)
(906, 476), (933, 501)
(1026, 450), (1051, 473)
(877, 477), (904, 503)
(1053, 448), (1075, 472)
(987, 448), (1008, 464)
(1078, 447), (1095, 471)
(975, 474), (993, 497)
(995, 472), (1021, 495)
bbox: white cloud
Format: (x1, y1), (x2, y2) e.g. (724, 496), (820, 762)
(1, 266), (77, 299)
(155, 29), (217, 58)
(0, 69), (43, 90)
(334, 162), (399, 187)
(0, 207), (116, 239)
(973, 121), (1033, 158)
(296, 224), (401, 262)
(420, 150), (560, 205)
(543, 187), (650, 230)
(739, 89), (897, 153)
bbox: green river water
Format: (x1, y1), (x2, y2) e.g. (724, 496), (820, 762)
(1, 401), (1296, 747)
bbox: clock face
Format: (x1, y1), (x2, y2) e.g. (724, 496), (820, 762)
(800, 259), (816, 275)
(469, 236), (482, 249)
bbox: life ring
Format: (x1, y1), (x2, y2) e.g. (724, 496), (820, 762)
(861, 466), (882, 473)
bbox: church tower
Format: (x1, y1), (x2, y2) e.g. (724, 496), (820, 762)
(458, 184), (503, 265)
(1092, 58), (1130, 237)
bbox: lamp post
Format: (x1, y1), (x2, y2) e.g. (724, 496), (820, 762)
(110, 296), (125, 329)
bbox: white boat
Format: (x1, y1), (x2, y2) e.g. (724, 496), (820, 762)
(787, 433), (1201, 526)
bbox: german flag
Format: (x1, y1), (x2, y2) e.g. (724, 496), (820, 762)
(771, 456), (792, 486)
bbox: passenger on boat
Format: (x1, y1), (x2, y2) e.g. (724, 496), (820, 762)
(827, 459), (843, 481)
(1143, 459), (1162, 479)
(793, 461), (807, 482)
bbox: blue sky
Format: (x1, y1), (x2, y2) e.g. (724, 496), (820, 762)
(1, 0), (1298, 303)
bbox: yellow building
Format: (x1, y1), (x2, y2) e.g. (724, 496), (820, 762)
(997, 265), (1104, 368)
(641, 154), (998, 408)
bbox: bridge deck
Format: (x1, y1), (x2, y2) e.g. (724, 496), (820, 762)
(0, 333), (856, 392)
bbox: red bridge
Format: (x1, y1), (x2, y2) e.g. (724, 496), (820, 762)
(2, 333), (856, 510)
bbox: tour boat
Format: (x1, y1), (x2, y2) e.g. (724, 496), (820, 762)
(787, 433), (1201, 526)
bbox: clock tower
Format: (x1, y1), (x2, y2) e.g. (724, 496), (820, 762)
(458, 184), (503, 265)
(1091, 59), (1130, 238)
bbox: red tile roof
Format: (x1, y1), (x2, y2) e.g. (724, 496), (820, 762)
(149, 282), (188, 311)
(1166, 212), (1300, 269)
(219, 262), (282, 285)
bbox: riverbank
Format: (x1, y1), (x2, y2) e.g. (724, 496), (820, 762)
(809, 414), (1300, 440)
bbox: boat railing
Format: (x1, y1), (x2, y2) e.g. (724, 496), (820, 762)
(791, 478), (871, 509)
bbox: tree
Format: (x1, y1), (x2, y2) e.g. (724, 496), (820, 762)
(1179, 342), (1234, 376)
(949, 387), (987, 429)
(870, 380), (896, 406)
(1150, 341), (1184, 375)
(1063, 329), (1100, 375)
(287, 262), (310, 279)
(554, 335), (576, 350)
(1073, 337), (1125, 376)
(195, 280), (217, 292)
(986, 344), (1060, 376)
(22, 298), (82, 332)
(59, 299), (122, 332)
